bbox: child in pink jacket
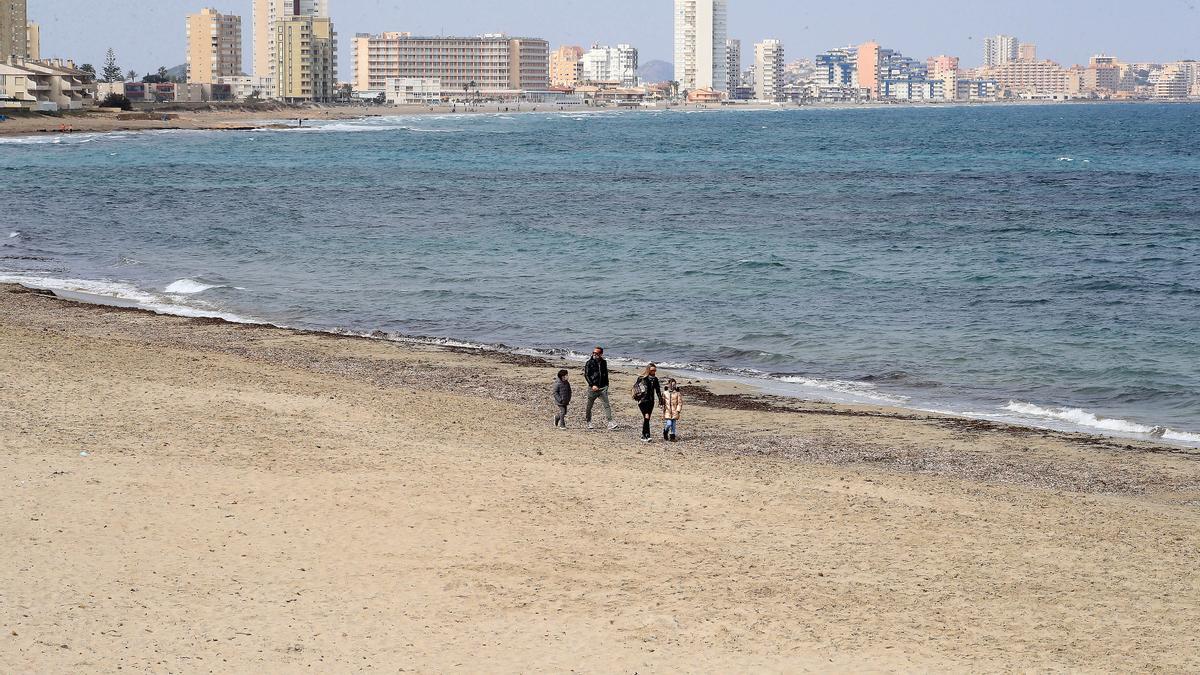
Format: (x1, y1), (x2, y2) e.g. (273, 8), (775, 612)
(661, 378), (683, 442)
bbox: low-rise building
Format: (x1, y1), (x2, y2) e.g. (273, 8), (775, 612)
(0, 57), (95, 110)
(384, 77), (441, 104)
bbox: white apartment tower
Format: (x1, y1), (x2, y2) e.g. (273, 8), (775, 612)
(983, 34), (1020, 67)
(725, 38), (741, 93)
(580, 44), (639, 87)
(674, 0), (728, 92)
(754, 39), (784, 102)
(253, 0), (328, 95)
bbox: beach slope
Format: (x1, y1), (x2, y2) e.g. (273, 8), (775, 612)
(1, 284), (1198, 671)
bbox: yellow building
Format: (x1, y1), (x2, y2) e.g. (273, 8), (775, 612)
(274, 15), (336, 102)
(549, 45), (584, 88)
(186, 9), (242, 85)
(253, 0), (326, 96)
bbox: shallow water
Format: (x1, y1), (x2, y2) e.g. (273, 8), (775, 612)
(2, 104), (1198, 444)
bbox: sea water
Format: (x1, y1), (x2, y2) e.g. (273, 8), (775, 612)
(2, 104), (1198, 445)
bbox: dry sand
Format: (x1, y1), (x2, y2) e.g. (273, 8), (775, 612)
(2, 284), (1199, 672)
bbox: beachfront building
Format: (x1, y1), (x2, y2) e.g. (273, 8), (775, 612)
(1018, 43), (1037, 62)
(985, 59), (1070, 98)
(351, 33), (549, 99)
(25, 20), (36, 60)
(216, 75), (271, 100)
(1, 0), (26, 59)
(384, 77), (442, 104)
(983, 34), (1020, 67)
(725, 38), (740, 94)
(674, 0), (727, 93)
(253, 0), (327, 96)
(580, 44), (639, 87)
(549, 45), (584, 88)
(186, 9), (243, 85)
(753, 39), (784, 102)
(274, 14), (337, 102)
(0, 57), (95, 110)
(927, 55), (959, 100)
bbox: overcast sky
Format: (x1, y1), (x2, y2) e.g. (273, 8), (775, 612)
(32, 0), (1200, 78)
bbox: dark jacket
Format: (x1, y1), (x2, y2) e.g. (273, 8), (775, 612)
(584, 356), (609, 389)
(636, 375), (664, 406)
(554, 378), (572, 406)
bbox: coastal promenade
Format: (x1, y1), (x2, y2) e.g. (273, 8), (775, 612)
(2, 283), (1199, 671)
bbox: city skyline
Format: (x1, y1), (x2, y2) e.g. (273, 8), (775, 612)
(26, 0), (1200, 80)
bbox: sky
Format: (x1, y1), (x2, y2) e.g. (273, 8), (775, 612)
(31, 0), (1200, 79)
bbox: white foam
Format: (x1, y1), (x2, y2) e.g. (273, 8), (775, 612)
(7, 232), (18, 238)
(165, 278), (222, 294)
(774, 375), (912, 404)
(1003, 401), (1200, 443)
(0, 274), (252, 323)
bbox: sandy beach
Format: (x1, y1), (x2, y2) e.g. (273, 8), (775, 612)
(0, 102), (758, 137)
(1, 283), (1199, 671)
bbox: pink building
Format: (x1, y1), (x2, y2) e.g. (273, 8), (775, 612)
(856, 41), (880, 98)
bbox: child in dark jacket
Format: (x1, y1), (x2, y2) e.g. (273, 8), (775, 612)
(553, 369), (572, 429)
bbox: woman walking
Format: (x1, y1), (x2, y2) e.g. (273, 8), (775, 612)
(633, 363), (665, 443)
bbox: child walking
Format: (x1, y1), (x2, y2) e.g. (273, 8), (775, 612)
(553, 369), (572, 429)
(662, 378), (683, 441)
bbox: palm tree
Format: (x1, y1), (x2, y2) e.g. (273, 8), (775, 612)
(468, 80), (477, 107)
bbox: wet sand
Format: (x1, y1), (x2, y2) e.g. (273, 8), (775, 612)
(2, 284), (1199, 671)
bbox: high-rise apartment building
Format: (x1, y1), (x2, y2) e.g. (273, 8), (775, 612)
(274, 14), (336, 102)
(983, 35), (1020, 67)
(1, 0), (27, 59)
(725, 38), (740, 93)
(253, 0), (327, 94)
(987, 59), (1068, 96)
(187, 9), (243, 85)
(1018, 43), (1037, 62)
(927, 55), (959, 100)
(352, 33), (549, 96)
(856, 41), (881, 97)
(754, 39), (783, 101)
(549, 45), (584, 87)
(674, 0), (727, 92)
(25, 20), (37, 60)
(580, 44), (639, 87)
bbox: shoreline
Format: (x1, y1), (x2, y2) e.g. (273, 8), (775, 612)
(2, 272), (1196, 450)
(3, 281), (1193, 461)
(2, 97), (1196, 138)
(4, 282), (1200, 670)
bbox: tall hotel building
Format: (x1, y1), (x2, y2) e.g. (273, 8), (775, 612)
(1, 0), (27, 59)
(580, 44), (639, 87)
(186, 9), (243, 84)
(253, 0), (328, 95)
(753, 39), (784, 102)
(352, 33), (549, 96)
(674, 0), (727, 92)
(274, 14), (337, 102)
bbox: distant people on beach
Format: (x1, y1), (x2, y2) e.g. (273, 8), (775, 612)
(552, 369), (571, 429)
(584, 346), (617, 430)
(662, 378), (683, 442)
(633, 363), (665, 443)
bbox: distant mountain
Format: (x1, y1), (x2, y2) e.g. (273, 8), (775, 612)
(638, 60), (674, 84)
(166, 64), (187, 81)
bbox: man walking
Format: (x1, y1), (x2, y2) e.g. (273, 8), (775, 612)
(584, 346), (617, 430)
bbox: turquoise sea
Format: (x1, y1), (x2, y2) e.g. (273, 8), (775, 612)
(2, 104), (1198, 444)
